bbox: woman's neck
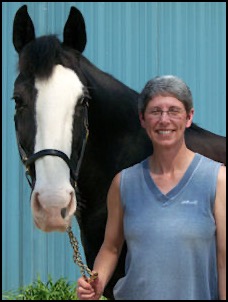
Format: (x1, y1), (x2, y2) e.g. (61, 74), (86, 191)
(150, 144), (195, 175)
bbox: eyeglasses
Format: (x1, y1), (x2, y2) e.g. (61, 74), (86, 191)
(148, 108), (185, 119)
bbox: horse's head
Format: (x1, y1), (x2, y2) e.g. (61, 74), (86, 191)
(12, 5), (89, 232)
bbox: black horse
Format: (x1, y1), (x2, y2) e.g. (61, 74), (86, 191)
(12, 5), (226, 299)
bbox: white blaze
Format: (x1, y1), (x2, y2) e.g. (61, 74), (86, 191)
(31, 64), (83, 218)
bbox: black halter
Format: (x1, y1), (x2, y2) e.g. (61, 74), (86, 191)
(15, 99), (89, 190)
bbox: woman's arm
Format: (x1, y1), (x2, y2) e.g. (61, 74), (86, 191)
(77, 172), (124, 300)
(214, 166), (226, 300)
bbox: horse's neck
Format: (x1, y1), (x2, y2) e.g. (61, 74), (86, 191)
(185, 123), (226, 164)
(81, 58), (141, 133)
(82, 56), (137, 100)
(79, 57), (153, 171)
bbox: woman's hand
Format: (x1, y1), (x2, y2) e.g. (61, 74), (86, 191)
(77, 273), (104, 300)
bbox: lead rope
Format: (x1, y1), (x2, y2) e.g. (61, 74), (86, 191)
(66, 225), (98, 283)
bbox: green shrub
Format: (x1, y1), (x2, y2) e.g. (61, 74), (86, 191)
(3, 275), (77, 300)
(2, 275), (107, 300)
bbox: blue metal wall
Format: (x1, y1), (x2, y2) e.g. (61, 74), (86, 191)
(2, 2), (226, 293)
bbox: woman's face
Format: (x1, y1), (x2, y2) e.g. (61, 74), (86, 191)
(139, 95), (194, 149)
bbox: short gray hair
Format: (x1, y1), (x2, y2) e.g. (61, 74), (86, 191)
(138, 75), (193, 116)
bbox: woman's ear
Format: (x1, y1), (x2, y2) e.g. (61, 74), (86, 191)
(186, 108), (194, 128)
(139, 112), (146, 128)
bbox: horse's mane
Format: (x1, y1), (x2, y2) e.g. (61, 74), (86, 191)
(18, 35), (80, 79)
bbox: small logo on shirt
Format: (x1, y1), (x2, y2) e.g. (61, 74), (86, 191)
(181, 200), (198, 205)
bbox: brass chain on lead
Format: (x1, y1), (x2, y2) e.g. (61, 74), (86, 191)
(66, 225), (98, 283)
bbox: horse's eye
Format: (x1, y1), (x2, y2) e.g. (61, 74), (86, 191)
(79, 97), (88, 107)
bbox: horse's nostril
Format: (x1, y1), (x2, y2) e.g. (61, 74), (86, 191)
(61, 207), (67, 218)
(34, 193), (42, 212)
(61, 194), (75, 219)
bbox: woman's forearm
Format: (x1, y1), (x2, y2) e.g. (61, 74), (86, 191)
(93, 243), (123, 292)
(218, 264), (226, 300)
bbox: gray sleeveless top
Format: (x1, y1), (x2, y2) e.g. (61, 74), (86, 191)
(113, 153), (222, 300)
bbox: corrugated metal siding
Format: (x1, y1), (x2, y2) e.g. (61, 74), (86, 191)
(2, 2), (226, 293)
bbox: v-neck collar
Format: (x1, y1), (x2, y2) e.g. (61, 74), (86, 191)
(142, 153), (201, 203)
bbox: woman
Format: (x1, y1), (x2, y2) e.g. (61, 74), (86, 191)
(77, 75), (226, 300)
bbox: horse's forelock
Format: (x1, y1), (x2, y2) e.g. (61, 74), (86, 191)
(19, 35), (65, 79)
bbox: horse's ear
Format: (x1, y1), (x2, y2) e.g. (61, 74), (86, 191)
(13, 5), (35, 53)
(63, 7), (87, 53)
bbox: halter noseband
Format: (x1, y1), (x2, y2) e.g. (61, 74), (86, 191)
(15, 99), (89, 190)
